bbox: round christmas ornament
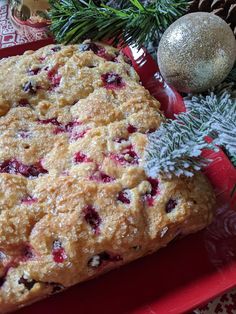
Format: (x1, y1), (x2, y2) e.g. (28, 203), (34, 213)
(157, 12), (236, 93)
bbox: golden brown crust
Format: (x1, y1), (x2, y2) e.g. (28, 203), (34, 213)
(0, 42), (215, 313)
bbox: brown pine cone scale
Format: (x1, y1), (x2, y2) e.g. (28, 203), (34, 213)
(188, 0), (236, 36)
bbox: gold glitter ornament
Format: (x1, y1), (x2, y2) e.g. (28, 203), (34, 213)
(157, 12), (236, 93)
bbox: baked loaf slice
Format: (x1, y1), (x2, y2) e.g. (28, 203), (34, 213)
(0, 42), (214, 313)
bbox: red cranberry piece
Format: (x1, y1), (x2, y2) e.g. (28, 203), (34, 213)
(39, 119), (81, 136)
(148, 178), (159, 196)
(88, 251), (122, 268)
(38, 118), (65, 135)
(51, 46), (61, 52)
(110, 145), (139, 165)
(54, 121), (81, 135)
(117, 190), (130, 204)
(51, 75), (61, 87)
(90, 171), (115, 183)
(23, 81), (38, 95)
(18, 99), (30, 107)
(21, 245), (35, 262)
(143, 195), (155, 207)
(99, 172), (114, 183)
(101, 72), (125, 90)
(28, 161), (48, 178)
(53, 128), (64, 135)
(83, 205), (101, 234)
(0, 159), (19, 175)
(52, 240), (67, 263)
(101, 53), (116, 62)
(166, 199), (178, 213)
(70, 129), (89, 141)
(142, 178), (160, 207)
(97, 50), (116, 62)
(28, 67), (41, 76)
(39, 56), (46, 62)
(127, 124), (137, 134)
(38, 118), (61, 126)
(48, 67), (61, 88)
(17, 130), (30, 139)
(64, 121), (81, 132)
(0, 159), (48, 178)
(21, 195), (38, 205)
(18, 277), (36, 290)
(74, 152), (92, 163)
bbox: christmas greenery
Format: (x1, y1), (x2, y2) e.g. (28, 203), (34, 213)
(144, 82), (236, 178)
(49, 0), (188, 48)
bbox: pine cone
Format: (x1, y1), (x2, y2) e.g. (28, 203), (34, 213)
(188, 0), (236, 36)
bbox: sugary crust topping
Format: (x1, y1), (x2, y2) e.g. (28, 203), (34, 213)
(0, 42), (215, 313)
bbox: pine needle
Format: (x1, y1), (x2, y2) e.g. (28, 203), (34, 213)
(49, 0), (188, 48)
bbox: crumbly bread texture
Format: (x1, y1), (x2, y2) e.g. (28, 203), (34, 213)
(0, 42), (215, 313)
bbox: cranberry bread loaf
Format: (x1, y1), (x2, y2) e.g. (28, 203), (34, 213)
(0, 42), (215, 313)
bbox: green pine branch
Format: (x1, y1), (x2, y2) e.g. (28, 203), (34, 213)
(144, 83), (236, 178)
(185, 83), (236, 168)
(49, 0), (188, 48)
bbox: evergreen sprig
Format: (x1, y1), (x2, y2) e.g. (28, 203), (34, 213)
(144, 83), (236, 178)
(185, 83), (236, 167)
(49, 0), (188, 48)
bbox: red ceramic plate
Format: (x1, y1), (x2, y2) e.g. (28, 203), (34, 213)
(0, 40), (236, 314)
